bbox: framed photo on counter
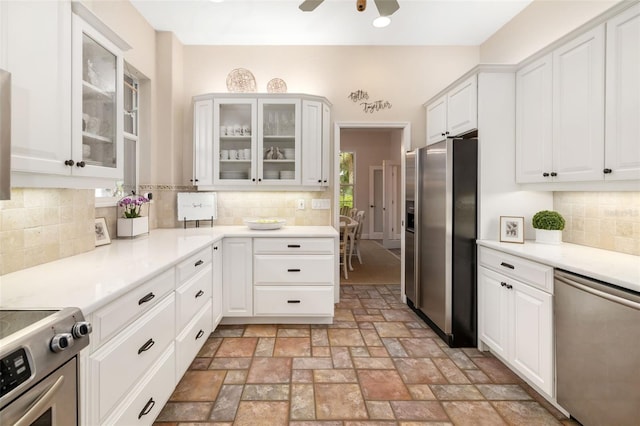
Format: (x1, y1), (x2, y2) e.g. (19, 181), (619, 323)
(500, 216), (524, 243)
(95, 217), (111, 246)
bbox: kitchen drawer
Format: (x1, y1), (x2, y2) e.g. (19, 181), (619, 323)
(176, 263), (212, 331)
(254, 286), (334, 316)
(177, 246), (212, 284)
(254, 255), (334, 285)
(253, 238), (334, 255)
(90, 294), (175, 422)
(103, 344), (176, 426)
(478, 247), (553, 293)
(176, 300), (212, 379)
(91, 268), (175, 349)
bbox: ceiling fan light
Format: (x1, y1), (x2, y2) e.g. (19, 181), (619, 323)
(373, 16), (391, 28)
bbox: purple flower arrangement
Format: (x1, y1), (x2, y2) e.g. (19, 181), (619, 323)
(118, 195), (149, 218)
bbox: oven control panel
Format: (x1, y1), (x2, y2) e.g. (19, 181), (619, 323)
(0, 348), (32, 399)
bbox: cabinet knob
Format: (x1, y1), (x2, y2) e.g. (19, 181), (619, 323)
(506, 284), (513, 290)
(318, 179), (322, 183)
(445, 131), (450, 135)
(323, 179), (327, 183)
(252, 178), (256, 182)
(500, 282), (507, 287)
(64, 159), (75, 167)
(441, 132), (445, 136)
(550, 172), (557, 177)
(542, 172), (549, 177)
(258, 178), (262, 182)
(213, 246), (218, 250)
(76, 161), (86, 168)
(603, 168), (612, 174)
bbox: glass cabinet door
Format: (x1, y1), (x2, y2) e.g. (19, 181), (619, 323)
(258, 99), (301, 185)
(72, 15), (123, 178)
(213, 98), (257, 185)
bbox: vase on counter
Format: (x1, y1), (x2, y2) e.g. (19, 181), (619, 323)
(535, 229), (562, 245)
(117, 216), (149, 238)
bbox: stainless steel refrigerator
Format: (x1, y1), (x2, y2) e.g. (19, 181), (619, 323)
(407, 138), (477, 348)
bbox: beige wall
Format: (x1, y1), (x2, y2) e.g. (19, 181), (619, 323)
(341, 129), (402, 225)
(480, 0), (620, 63)
(554, 192), (640, 255)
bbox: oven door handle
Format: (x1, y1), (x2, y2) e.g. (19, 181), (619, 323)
(14, 375), (65, 426)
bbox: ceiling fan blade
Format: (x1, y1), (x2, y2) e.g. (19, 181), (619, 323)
(374, 0), (399, 16)
(299, 0), (324, 12)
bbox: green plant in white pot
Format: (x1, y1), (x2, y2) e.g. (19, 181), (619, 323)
(532, 210), (565, 244)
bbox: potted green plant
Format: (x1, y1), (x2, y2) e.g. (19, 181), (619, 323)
(532, 210), (565, 244)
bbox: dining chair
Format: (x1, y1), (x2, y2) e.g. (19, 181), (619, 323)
(348, 207), (358, 218)
(351, 210), (365, 264)
(340, 206), (351, 216)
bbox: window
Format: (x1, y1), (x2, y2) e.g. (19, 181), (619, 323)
(95, 67), (139, 203)
(339, 152), (355, 209)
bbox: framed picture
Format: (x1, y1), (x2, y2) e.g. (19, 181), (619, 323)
(95, 217), (111, 246)
(500, 216), (524, 243)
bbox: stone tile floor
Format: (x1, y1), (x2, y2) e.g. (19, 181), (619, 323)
(155, 285), (576, 425)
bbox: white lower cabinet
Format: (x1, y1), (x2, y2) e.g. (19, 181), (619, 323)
(176, 300), (213, 378)
(478, 247), (554, 397)
(102, 345), (176, 426)
(88, 293), (175, 424)
(222, 238), (253, 316)
(212, 243), (223, 328)
(254, 286), (333, 316)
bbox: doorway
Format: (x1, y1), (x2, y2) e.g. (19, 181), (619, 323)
(334, 122), (411, 302)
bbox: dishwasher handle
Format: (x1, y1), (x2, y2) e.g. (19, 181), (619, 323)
(555, 271), (640, 311)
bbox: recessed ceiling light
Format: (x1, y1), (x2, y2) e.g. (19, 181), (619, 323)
(373, 16), (391, 28)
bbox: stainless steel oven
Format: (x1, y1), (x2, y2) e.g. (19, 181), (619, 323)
(0, 308), (91, 425)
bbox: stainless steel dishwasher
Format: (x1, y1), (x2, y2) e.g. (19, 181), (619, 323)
(555, 270), (640, 426)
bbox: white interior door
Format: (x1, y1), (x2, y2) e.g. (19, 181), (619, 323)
(368, 166), (383, 239)
(383, 161), (401, 249)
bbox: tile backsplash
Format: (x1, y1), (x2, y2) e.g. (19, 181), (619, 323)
(1, 188), (95, 275)
(554, 191), (640, 256)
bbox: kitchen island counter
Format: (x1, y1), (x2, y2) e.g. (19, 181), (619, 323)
(477, 240), (640, 293)
(0, 226), (338, 314)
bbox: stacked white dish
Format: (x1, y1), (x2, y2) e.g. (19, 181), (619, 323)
(283, 148), (295, 159)
(280, 170), (295, 180)
(244, 218), (286, 230)
(264, 170), (280, 179)
(220, 171), (248, 179)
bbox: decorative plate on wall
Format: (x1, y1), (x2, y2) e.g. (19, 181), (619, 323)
(267, 78), (287, 93)
(226, 68), (257, 93)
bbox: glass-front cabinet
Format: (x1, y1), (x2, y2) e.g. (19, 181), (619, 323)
(72, 14), (123, 179)
(258, 99), (301, 185)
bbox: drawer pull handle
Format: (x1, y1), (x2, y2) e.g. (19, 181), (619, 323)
(138, 292), (155, 305)
(500, 282), (507, 287)
(194, 259), (204, 267)
(506, 284), (513, 290)
(138, 398), (155, 419)
(287, 300), (301, 304)
(287, 244), (301, 248)
(138, 338), (155, 355)
(195, 290), (205, 298)
(287, 268), (301, 272)
(196, 329), (205, 340)
(500, 262), (515, 270)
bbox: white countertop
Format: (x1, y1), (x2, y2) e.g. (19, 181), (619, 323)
(0, 226), (338, 314)
(477, 240), (640, 293)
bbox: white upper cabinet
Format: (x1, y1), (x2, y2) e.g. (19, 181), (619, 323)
(194, 94), (330, 190)
(4, 1), (72, 176)
(425, 75), (477, 146)
(446, 75), (478, 137)
(516, 54), (553, 183)
(425, 95), (447, 145)
(193, 99), (214, 186)
(605, 3), (640, 181)
(552, 25), (605, 182)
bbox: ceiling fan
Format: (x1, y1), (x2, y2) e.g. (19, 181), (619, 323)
(299, 0), (400, 16)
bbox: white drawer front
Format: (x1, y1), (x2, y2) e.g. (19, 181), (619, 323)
(92, 268), (175, 349)
(254, 255), (334, 285)
(254, 286), (334, 316)
(478, 247), (553, 293)
(91, 294), (175, 422)
(176, 300), (213, 379)
(104, 344), (176, 426)
(176, 263), (212, 331)
(253, 238), (334, 254)
(177, 246), (212, 284)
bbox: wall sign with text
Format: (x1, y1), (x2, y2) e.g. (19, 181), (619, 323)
(348, 90), (392, 114)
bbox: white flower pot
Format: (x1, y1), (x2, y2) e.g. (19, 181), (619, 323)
(535, 229), (562, 245)
(117, 217), (149, 238)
